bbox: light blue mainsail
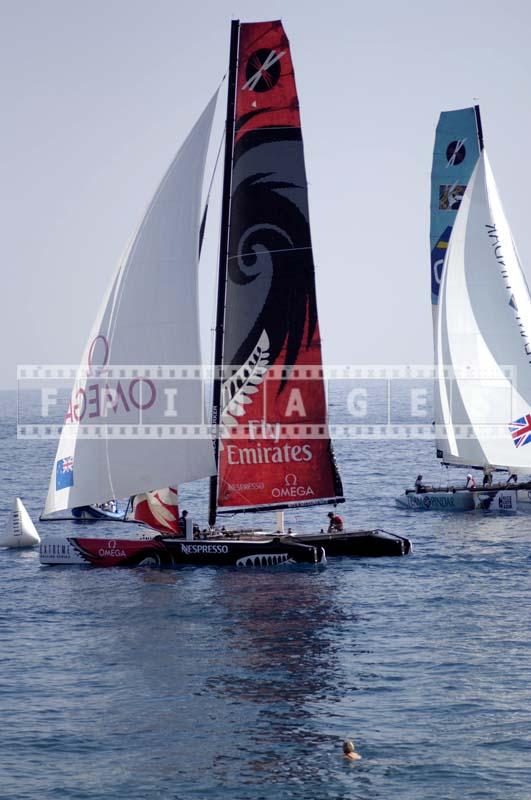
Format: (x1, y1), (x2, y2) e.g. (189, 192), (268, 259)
(430, 106), (483, 306)
(431, 106), (483, 466)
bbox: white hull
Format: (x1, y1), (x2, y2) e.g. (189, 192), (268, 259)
(396, 489), (517, 513)
(40, 536), (86, 564)
(516, 488), (531, 504)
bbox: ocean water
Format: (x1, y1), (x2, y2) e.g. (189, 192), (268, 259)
(1, 388), (530, 799)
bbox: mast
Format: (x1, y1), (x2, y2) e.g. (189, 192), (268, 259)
(474, 104), (484, 152)
(209, 19), (239, 527)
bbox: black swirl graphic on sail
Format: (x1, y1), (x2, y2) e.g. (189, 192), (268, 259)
(227, 129), (317, 387)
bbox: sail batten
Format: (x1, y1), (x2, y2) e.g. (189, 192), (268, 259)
(212, 20), (343, 518)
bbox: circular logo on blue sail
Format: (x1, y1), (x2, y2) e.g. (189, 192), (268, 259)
(245, 49), (282, 93)
(446, 140), (466, 166)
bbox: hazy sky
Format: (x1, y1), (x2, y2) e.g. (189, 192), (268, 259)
(2, 0), (531, 388)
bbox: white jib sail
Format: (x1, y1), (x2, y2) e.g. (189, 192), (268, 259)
(44, 93), (218, 515)
(436, 150), (531, 469)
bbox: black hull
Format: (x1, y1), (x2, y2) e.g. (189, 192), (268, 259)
(158, 538), (323, 567)
(290, 529), (411, 557)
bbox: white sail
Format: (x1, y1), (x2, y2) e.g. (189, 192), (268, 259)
(436, 150), (531, 469)
(44, 93), (218, 515)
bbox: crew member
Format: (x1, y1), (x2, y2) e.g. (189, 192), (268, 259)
(482, 467), (493, 487)
(179, 509), (188, 534)
(414, 475), (424, 493)
(327, 511), (344, 532)
(465, 473), (476, 490)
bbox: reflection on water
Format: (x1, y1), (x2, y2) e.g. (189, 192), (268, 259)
(205, 569), (369, 794)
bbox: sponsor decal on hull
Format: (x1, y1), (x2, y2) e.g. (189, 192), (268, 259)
(40, 538), (85, 564)
(66, 537), (167, 567)
(477, 490), (516, 513)
(95, 540), (127, 559)
(235, 553), (290, 567)
(399, 492), (472, 511)
(409, 493), (458, 510)
(400, 490), (517, 513)
(497, 492), (515, 511)
(180, 543), (229, 555)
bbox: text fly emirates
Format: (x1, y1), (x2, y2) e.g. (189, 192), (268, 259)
(226, 443), (313, 465)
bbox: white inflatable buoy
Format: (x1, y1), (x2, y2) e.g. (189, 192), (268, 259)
(0, 498), (41, 548)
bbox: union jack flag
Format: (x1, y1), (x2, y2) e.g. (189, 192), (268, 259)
(56, 456), (74, 490)
(509, 414), (531, 448)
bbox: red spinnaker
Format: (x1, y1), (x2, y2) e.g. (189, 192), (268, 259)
(130, 487), (180, 533)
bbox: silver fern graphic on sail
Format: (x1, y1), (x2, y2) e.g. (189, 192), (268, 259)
(221, 331), (270, 426)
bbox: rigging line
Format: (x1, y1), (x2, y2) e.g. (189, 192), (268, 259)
(198, 75), (228, 258)
(205, 73), (227, 198)
(204, 128), (226, 208)
(200, 70), (227, 206)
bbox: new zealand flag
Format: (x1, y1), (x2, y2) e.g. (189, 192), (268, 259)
(56, 457), (74, 490)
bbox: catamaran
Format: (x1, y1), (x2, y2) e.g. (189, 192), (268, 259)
(38, 19), (410, 565)
(396, 105), (531, 512)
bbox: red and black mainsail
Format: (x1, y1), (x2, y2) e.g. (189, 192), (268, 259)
(209, 20), (343, 523)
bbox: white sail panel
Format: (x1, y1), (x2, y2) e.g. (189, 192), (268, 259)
(437, 151), (531, 470)
(44, 94), (218, 515)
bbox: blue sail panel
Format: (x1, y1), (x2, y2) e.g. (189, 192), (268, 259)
(430, 107), (482, 304)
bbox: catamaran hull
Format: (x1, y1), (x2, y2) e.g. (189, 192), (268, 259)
(39, 535), (324, 567)
(288, 529), (411, 557)
(516, 488), (531, 504)
(395, 490), (517, 513)
(71, 506), (125, 522)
